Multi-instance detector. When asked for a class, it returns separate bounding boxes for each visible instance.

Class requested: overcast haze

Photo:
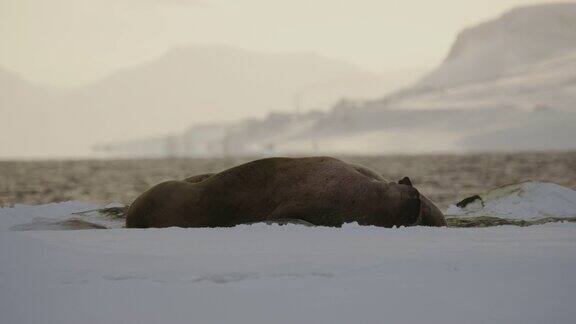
[0,0,561,87]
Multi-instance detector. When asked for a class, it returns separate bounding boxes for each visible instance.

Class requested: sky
[0,0,563,87]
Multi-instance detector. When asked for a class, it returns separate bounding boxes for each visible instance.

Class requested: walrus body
[126,157,446,228]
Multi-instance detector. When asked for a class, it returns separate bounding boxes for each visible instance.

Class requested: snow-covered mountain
[100,3,576,157]
[416,2,576,89]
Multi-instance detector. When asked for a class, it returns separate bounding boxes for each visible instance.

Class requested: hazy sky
[0,0,564,87]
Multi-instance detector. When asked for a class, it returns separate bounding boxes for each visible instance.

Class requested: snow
[0,223,574,324]
[1,181,576,324]
[0,224,574,324]
[446,181,576,219]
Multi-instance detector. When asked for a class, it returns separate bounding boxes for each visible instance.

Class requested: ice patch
[446,180,576,219]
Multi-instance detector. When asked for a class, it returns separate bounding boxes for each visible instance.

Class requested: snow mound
[0,201,125,231]
[446,181,576,219]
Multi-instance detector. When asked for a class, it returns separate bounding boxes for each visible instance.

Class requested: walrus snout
[396,176,446,227]
[417,194,447,227]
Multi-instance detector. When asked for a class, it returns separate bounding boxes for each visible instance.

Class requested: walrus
[126,156,446,228]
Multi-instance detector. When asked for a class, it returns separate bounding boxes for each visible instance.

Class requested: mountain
[270,3,576,154]
[9,3,576,158]
[118,3,576,157]
[416,2,576,89]
[67,44,391,141]
[1,44,419,158]
[100,3,576,157]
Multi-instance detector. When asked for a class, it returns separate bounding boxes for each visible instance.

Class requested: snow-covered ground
[0,223,574,324]
[1,181,576,324]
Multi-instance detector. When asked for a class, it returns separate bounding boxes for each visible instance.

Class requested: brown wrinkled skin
[126,157,446,228]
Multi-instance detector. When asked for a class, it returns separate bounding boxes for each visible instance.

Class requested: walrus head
[394,184,422,226]
[373,180,421,227]
[397,177,447,227]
